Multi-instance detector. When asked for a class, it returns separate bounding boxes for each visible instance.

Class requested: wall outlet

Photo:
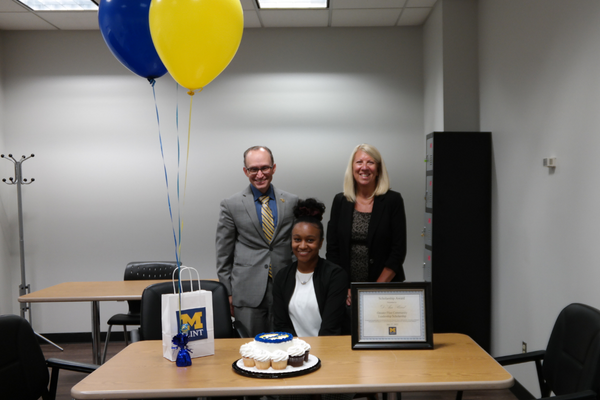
[522,341,527,353]
[543,157,557,168]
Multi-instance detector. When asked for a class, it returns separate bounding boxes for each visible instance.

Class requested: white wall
[441,0,479,131]
[423,1,444,134]
[0,27,425,333]
[479,0,600,395]
[0,31,13,316]
[424,0,479,133]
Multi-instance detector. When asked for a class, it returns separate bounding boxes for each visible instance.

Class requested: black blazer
[326,190,407,284]
[272,258,349,336]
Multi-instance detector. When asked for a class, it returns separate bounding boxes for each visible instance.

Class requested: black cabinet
[423,131,492,351]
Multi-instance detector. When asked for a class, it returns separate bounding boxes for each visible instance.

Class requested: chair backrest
[139,280,236,341]
[124,261,179,314]
[124,261,179,281]
[0,314,50,400]
[543,303,600,396]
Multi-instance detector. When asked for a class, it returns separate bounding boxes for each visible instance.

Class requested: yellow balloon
[149,0,244,92]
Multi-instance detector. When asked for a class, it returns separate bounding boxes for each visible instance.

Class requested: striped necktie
[259,195,274,279]
[259,195,274,242]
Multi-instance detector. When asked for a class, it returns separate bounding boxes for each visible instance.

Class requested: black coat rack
[1,154,61,350]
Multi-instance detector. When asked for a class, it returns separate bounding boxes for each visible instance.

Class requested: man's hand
[229,295,235,317]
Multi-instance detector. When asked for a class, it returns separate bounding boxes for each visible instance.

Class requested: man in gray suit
[216,146,298,336]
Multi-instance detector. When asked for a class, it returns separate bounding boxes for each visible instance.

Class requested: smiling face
[292,222,323,269]
[243,149,276,194]
[352,149,379,190]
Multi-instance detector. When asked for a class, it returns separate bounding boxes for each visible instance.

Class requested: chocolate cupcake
[293,338,311,361]
[287,345,305,367]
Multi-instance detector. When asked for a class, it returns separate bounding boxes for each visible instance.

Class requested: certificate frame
[351,282,433,350]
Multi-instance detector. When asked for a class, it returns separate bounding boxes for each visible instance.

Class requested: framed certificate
[351,282,433,350]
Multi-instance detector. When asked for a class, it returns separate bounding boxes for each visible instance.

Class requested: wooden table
[18,280,170,364]
[71,334,513,399]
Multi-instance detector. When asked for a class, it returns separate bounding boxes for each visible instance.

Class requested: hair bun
[294,198,325,221]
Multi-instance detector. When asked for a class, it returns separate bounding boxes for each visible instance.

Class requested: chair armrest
[495,350,546,366]
[47,358,99,399]
[496,350,548,397]
[47,358,99,374]
[541,390,597,400]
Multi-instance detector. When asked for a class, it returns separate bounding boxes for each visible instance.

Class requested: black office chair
[495,303,600,400]
[139,280,248,341]
[102,261,179,363]
[0,314,98,400]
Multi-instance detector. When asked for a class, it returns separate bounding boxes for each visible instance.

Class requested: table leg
[91,301,101,364]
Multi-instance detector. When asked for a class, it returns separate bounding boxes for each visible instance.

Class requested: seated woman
[273,198,349,336]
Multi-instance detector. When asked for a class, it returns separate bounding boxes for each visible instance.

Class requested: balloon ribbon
[149,78,181,273]
[150,79,185,341]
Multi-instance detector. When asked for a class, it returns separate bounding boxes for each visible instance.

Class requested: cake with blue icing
[254,332,294,352]
[238,333,312,369]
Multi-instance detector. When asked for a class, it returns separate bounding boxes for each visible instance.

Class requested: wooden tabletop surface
[18,280,171,302]
[71,334,513,399]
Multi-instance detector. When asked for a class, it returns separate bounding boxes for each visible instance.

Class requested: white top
[289,271,321,337]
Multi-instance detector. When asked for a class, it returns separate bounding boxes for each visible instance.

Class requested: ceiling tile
[0,0,29,12]
[398,7,431,26]
[240,0,256,11]
[406,0,437,7]
[260,9,328,28]
[35,11,98,30]
[243,10,262,28]
[330,0,406,9]
[332,9,401,27]
[0,12,57,29]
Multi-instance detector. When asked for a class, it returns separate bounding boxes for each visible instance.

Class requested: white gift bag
[161,266,215,361]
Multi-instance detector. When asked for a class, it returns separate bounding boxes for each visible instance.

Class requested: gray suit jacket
[215,185,298,308]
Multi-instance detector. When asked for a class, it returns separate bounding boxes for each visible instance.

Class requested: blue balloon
[98,0,167,80]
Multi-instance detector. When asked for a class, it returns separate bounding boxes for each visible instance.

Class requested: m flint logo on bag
[176,307,207,341]
[389,326,397,335]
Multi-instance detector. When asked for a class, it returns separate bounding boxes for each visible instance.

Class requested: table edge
[17,280,172,302]
[72,374,514,399]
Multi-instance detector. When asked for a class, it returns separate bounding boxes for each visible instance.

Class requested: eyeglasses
[246,166,273,175]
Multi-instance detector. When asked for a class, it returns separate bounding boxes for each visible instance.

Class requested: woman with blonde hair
[326,144,407,306]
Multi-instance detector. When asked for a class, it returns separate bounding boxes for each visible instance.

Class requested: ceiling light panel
[17,0,98,11]
[258,0,327,9]
[330,0,406,9]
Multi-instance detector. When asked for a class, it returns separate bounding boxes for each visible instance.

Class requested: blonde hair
[343,144,390,202]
